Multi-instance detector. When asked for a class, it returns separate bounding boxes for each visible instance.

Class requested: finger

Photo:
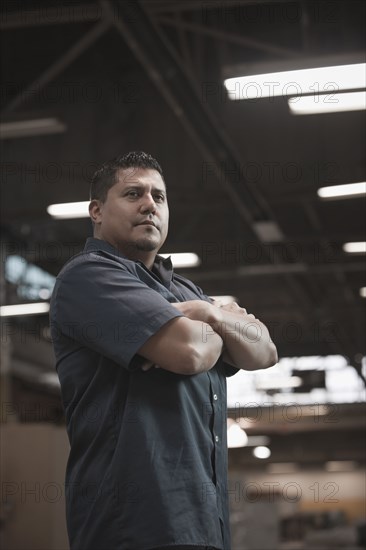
[141,361,154,371]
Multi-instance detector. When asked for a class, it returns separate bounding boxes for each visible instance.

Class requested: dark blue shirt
[50,237,238,550]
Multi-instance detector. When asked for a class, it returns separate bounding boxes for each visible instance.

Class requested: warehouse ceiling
[1,0,365,391]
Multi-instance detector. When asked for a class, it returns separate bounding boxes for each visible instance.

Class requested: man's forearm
[204,308,278,371]
[171,300,277,371]
[138,315,224,375]
[190,320,224,374]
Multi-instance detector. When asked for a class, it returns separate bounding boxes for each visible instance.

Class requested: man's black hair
[90,151,164,202]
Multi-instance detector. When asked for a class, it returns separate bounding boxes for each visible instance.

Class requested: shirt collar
[84,237,123,257]
[152,254,174,287]
[84,237,174,286]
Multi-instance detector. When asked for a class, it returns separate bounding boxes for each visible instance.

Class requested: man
[50,151,277,550]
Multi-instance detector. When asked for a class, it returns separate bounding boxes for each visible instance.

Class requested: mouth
[137,220,158,229]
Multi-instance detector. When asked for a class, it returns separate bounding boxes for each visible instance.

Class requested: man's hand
[172,299,278,371]
[172,298,256,326]
[214,299,255,319]
[141,359,160,371]
[171,300,222,325]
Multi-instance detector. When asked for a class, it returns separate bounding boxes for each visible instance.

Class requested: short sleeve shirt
[50,237,238,550]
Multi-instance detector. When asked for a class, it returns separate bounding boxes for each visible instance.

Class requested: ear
[89,199,103,224]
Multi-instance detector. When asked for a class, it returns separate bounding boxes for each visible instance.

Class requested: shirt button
[213,394,218,400]
[215,435,219,443]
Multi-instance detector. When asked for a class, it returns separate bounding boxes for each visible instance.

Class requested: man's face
[90,167,169,264]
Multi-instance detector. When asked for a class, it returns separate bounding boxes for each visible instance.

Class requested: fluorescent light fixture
[159,253,201,268]
[342,242,366,254]
[47,201,89,219]
[325,460,357,472]
[253,446,271,459]
[360,287,366,298]
[0,302,50,317]
[227,423,248,448]
[0,117,66,139]
[256,375,302,391]
[224,63,366,100]
[317,181,366,199]
[289,91,366,115]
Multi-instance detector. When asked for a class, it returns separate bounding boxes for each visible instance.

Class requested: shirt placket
[207,369,225,548]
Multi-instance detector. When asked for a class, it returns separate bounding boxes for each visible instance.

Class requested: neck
[94,235,156,269]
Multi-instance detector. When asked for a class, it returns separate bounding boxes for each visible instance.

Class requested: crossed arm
[138,299,277,375]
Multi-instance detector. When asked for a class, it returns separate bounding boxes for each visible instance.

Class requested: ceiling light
[0,302,50,317]
[38,289,52,300]
[159,253,201,268]
[289,91,366,115]
[224,63,366,100]
[47,201,90,219]
[360,287,366,298]
[253,446,271,459]
[0,117,66,139]
[255,375,302,391]
[342,242,366,254]
[317,182,366,199]
[227,423,248,448]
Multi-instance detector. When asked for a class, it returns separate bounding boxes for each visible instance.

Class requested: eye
[126,190,140,198]
[153,194,165,203]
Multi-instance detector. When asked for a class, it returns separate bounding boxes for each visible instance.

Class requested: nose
[140,193,156,214]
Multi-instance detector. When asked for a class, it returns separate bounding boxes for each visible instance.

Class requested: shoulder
[56,248,136,281]
[51,250,140,310]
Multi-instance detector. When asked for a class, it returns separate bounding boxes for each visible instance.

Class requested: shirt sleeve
[51,256,184,371]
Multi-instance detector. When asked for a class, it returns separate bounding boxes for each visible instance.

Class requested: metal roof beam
[0,1,296,29]
[2,20,110,114]
[157,16,299,58]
